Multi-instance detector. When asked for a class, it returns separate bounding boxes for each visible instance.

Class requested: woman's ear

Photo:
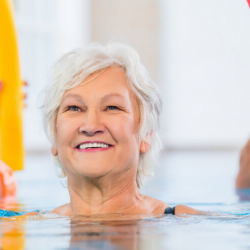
[140,130,153,154]
[51,145,58,156]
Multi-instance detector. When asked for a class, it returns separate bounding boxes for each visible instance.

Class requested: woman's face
[53,66,146,180]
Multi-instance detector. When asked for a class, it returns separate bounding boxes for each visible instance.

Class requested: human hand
[0,160,12,172]
[0,160,17,199]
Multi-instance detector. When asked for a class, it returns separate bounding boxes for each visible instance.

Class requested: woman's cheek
[109,116,136,143]
[56,116,77,145]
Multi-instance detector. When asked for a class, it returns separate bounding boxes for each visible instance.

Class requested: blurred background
[13,0,250,153]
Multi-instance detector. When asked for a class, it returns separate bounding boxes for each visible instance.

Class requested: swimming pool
[1,150,249,250]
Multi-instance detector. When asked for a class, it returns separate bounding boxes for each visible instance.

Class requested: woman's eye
[107,106,119,111]
[67,105,81,111]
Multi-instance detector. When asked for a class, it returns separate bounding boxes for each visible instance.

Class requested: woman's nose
[79,110,104,136]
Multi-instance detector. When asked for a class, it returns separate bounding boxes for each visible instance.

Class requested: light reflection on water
[1,151,250,249]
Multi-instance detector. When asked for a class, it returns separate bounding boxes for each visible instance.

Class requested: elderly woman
[1,42,199,217]
[41,42,199,216]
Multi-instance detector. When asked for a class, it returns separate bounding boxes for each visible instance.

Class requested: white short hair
[42,42,163,188]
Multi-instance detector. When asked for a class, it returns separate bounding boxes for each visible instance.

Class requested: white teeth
[78,142,110,149]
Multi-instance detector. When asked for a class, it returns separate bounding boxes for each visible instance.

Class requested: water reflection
[0,202,26,249]
[1,211,250,249]
[236,189,250,201]
[69,214,171,249]
[0,213,171,250]
[0,218,25,250]
[70,216,139,249]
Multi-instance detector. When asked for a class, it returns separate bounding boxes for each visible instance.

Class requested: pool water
[1,151,250,250]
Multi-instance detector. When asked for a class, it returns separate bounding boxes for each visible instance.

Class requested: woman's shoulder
[143,196,201,215]
[49,203,71,215]
[142,195,169,214]
[173,204,201,215]
[163,205,201,215]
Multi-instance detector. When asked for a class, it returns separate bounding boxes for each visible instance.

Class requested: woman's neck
[66,172,143,215]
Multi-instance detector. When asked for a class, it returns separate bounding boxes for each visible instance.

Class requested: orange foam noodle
[0,0,24,171]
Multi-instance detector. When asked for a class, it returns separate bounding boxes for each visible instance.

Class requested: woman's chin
[73,166,113,179]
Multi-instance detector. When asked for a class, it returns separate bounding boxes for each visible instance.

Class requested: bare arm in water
[236,139,250,189]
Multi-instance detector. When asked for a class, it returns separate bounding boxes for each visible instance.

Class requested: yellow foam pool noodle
[0,0,24,171]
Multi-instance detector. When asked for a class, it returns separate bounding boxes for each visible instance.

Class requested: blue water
[1,151,250,250]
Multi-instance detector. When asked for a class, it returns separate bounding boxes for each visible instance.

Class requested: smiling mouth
[76,142,112,150]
